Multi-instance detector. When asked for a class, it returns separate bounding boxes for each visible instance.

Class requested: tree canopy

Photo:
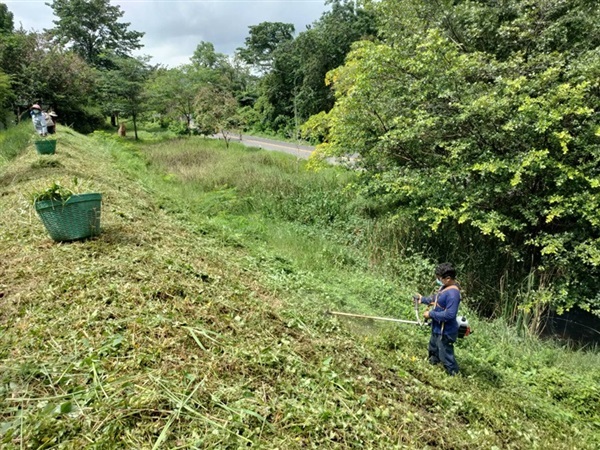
[47,0,144,67]
[98,55,151,139]
[242,0,377,136]
[0,28,98,128]
[0,2,13,34]
[237,21,295,73]
[191,41,227,70]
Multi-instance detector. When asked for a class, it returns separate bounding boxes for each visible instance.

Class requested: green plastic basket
[35,193,102,242]
[35,139,57,155]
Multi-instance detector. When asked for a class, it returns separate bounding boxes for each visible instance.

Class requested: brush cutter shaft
[329,311,421,325]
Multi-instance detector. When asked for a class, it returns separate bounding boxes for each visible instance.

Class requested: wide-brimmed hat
[31,104,41,110]
[49,111,58,117]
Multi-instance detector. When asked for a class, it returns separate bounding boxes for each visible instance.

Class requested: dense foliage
[0,0,370,139]
[319,0,600,320]
[237,21,295,73]
[0,0,142,132]
[145,42,251,135]
[239,0,377,136]
[0,69,11,127]
[97,55,151,138]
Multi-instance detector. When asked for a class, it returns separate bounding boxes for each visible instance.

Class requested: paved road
[221,133,316,159]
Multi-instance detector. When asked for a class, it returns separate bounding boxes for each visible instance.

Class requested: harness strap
[433,284,460,334]
[432,285,460,309]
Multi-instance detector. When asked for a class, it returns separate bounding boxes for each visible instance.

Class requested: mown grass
[1,127,598,449]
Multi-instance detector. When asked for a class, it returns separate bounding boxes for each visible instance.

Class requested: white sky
[4,0,330,67]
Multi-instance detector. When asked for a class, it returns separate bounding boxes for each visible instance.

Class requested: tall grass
[0,122,32,165]
[125,133,598,343]
[144,138,357,224]
[135,137,527,319]
[115,134,437,321]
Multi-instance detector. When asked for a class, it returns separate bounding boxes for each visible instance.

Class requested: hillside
[1,127,599,449]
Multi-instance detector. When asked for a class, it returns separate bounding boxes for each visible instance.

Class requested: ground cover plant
[1,128,598,448]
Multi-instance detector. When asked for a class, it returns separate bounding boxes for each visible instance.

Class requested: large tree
[194,84,240,146]
[190,41,250,102]
[145,65,208,134]
[0,29,36,117]
[98,56,150,139]
[269,0,376,131]
[191,41,228,70]
[0,28,98,128]
[146,42,252,135]
[36,41,98,127]
[47,0,144,67]
[246,0,376,136]
[237,21,295,73]
[0,69,12,127]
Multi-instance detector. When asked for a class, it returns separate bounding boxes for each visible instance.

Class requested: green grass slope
[1,128,598,449]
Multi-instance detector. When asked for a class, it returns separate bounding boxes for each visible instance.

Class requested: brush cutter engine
[457,316,471,338]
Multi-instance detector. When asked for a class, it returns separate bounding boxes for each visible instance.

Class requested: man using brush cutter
[415,263,461,376]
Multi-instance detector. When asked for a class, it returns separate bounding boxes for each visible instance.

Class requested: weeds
[28,177,95,203]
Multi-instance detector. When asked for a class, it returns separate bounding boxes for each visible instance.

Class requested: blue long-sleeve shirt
[421,285,461,337]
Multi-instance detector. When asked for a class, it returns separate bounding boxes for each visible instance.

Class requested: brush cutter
[327,310,423,325]
[328,296,472,338]
[328,296,424,326]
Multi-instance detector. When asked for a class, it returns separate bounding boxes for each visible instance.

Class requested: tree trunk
[133,111,139,141]
[221,129,230,148]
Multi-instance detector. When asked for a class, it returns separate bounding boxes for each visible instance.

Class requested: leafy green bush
[322,0,600,322]
[167,120,190,136]
[61,105,106,134]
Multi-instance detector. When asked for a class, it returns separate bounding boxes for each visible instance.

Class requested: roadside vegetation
[1,128,598,448]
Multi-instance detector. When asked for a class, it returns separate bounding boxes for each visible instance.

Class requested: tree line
[0,0,372,139]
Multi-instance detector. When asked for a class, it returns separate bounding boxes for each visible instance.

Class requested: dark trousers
[428,333,459,375]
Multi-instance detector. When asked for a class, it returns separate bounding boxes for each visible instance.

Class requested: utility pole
[293,73,301,150]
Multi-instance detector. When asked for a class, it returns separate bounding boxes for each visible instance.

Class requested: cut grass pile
[1,127,598,449]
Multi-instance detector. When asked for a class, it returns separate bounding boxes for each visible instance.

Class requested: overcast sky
[4,0,330,67]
